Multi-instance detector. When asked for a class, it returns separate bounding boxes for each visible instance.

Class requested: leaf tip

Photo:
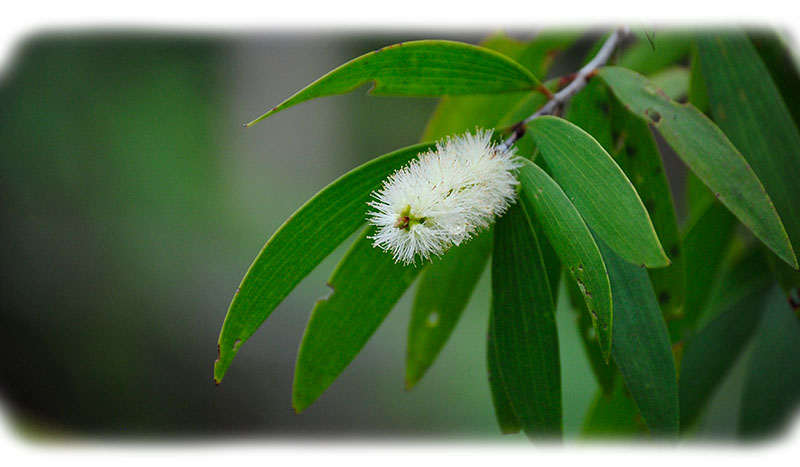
[647,251,672,269]
[244,106,280,127]
[787,249,799,270]
[404,373,420,391]
[291,393,311,414]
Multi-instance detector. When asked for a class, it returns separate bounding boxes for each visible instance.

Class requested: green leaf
[405,32,575,389]
[522,193,562,304]
[247,40,541,125]
[484,31,582,79]
[487,307,522,434]
[750,31,800,129]
[527,116,669,268]
[405,230,492,389]
[739,285,800,438]
[565,79,614,152]
[598,66,797,269]
[670,200,736,342]
[421,32,577,141]
[492,203,561,437]
[679,287,771,431]
[598,237,679,436]
[688,49,709,114]
[292,226,421,412]
[583,376,647,437]
[608,96,687,325]
[703,244,773,327]
[567,276,615,395]
[619,31,693,75]
[517,159,613,361]
[648,66,689,101]
[696,31,800,274]
[683,170,715,226]
[214,142,433,384]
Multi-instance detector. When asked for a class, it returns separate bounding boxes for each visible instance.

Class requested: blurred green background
[0,29,757,440]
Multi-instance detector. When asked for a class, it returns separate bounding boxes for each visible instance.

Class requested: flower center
[394,205,426,231]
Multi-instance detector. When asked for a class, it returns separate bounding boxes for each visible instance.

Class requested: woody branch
[498,26,630,151]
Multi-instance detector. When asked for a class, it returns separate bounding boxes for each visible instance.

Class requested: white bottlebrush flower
[367,129,522,265]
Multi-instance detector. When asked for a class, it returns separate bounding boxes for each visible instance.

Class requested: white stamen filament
[367,129,521,265]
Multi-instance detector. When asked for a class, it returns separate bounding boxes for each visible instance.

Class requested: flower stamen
[366,129,521,265]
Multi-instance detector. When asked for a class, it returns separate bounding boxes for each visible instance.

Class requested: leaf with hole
[598,65,797,269]
[214,142,433,384]
[292,227,422,412]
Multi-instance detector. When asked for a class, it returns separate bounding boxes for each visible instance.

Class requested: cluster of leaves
[214,29,800,439]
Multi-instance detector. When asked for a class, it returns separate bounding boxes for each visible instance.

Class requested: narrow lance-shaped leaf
[215,142,433,383]
[521,194,562,305]
[565,79,614,152]
[421,31,578,141]
[609,95,687,327]
[517,159,613,361]
[520,155,563,301]
[598,66,797,269]
[618,31,693,76]
[405,230,492,389]
[648,66,690,101]
[688,49,709,114]
[679,287,772,431]
[247,40,541,125]
[566,276,615,395]
[527,116,669,268]
[292,226,422,412]
[684,168,715,224]
[583,376,647,437]
[406,32,574,390]
[598,236,679,437]
[702,244,773,325]
[487,306,522,434]
[492,203,561,437]
[739,285,800,439]
[671,199,736,342]
[696,31,800,281]
[749,31,800,136]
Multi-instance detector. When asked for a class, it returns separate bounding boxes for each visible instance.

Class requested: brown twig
[498,27,629,151]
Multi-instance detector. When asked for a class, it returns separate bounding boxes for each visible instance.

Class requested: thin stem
[498,26,629,151]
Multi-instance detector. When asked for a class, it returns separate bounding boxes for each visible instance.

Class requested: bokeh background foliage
[1,28,798,440]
